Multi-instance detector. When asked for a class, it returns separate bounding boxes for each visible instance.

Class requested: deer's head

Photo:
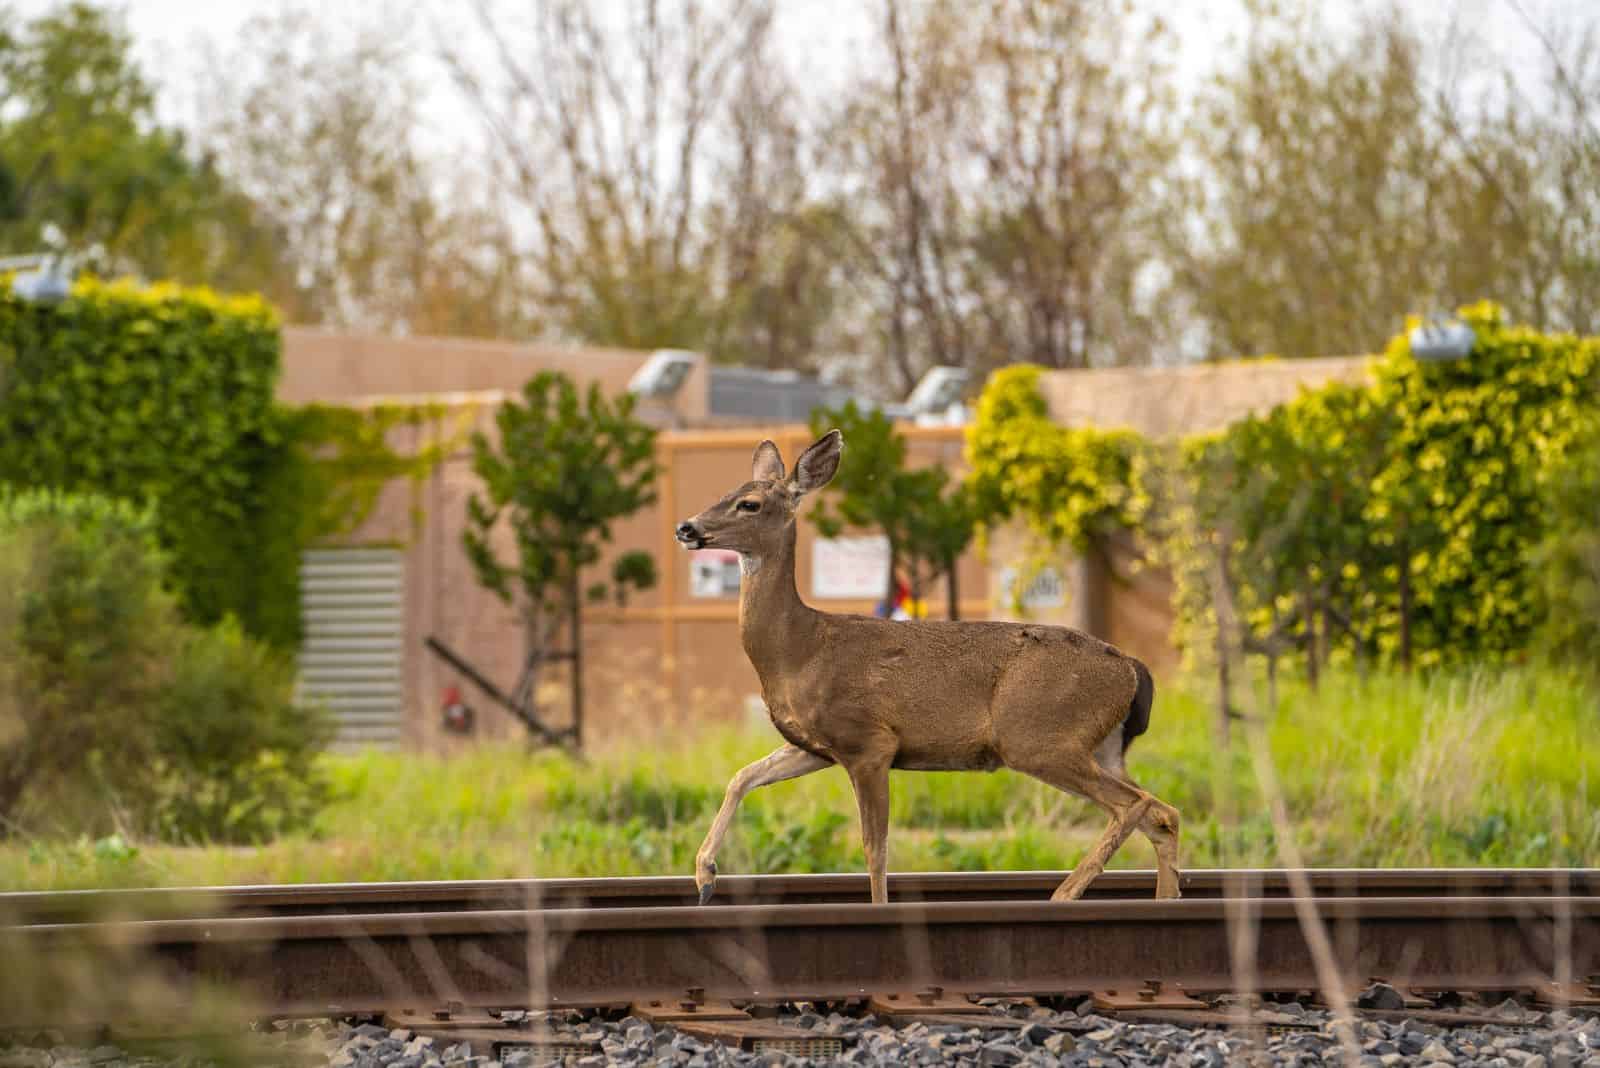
[676,430,843,559]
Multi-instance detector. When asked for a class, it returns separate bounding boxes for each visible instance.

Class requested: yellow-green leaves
[966,365,1149,552]
[966,309,1600,669]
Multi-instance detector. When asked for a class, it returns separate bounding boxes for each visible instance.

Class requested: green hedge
[966,303,1600,669]
[0,277,294,642]
[0,277,442,649]
[1366,302,1599,662]
[965,364,1149,551]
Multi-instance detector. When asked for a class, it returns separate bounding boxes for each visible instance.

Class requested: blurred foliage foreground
[4,662,1595,891]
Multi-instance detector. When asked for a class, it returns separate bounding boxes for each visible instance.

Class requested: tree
[820,0,1175,391]
[1158,0,1600,360]
[188,7,534,337]
[807,402,976,618]
[440,0,838,364]
[0,2,281,288]
[462,372,659,747]
[903,470,979,621]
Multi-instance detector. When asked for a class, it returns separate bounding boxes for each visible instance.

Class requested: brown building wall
[288,330,1380,749]
[1038,354,1374,437]
[335,405,988,750]
[280,327,712,426]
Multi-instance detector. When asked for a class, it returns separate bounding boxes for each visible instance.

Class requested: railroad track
[5,867,1597,923]
[5,869,1599,1056]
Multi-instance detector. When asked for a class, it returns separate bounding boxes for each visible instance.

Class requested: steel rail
[4,868,1595,924]
[10,896,1598,1016]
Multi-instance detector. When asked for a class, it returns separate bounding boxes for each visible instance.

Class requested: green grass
[3,663,1596,890]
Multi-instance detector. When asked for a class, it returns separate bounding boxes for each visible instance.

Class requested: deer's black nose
[676,521,701,545]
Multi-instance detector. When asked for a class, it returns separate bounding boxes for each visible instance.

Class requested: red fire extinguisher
[442,685,474,734]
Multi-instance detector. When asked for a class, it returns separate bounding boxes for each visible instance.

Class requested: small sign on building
[812,535,891,599]
[997,565,1066,610]
[689,549,742,598]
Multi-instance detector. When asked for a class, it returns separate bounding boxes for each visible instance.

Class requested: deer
[674,429,1182,906]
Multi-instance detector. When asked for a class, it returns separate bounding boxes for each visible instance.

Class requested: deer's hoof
[696,861,717,905]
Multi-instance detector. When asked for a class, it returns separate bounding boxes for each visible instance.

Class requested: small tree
[807,402,976,618]
[463,372,658,747]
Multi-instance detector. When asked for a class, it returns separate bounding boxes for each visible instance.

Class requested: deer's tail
[1121,660,1154,754]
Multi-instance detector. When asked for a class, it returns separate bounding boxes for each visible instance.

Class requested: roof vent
[628,350,702,399]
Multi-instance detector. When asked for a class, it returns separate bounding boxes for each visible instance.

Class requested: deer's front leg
[697,744,831,905]
[845,755,893,904]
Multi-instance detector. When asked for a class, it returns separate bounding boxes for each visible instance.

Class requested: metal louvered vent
[298,547,405,749]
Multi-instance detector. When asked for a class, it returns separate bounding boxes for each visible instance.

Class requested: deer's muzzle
[676,521,707,549]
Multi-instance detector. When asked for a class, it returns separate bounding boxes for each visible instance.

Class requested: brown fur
[676,431,1182,904]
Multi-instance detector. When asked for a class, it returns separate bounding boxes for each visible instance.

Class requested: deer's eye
[736,500,761,514]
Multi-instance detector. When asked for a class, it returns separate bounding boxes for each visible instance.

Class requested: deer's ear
[752,440,786,482]
[791,429,843,495]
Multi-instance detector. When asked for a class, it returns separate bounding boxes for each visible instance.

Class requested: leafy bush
[0,276,445,650]
[1366,302,1600,662]
[0,277,288,642]
[0,490,330,842]
[151,619,333,843]
[966,364,1149,553]
[463,371,658,744]
[1533,419,1600,665]
[0,491,175,825]
[966,306,1600,670]
[807,400,977,616]
[744,806,852,874]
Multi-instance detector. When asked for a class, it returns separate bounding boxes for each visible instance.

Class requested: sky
[10,0,1587,151]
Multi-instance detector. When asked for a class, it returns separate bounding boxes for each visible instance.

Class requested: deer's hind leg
[1100,739,1183,900]
[697,744,832,905]
[1030,759,1155,901]
[1139,797,1182,899]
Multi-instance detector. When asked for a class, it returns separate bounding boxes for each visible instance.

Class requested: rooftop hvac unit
[1408,317,1475,363]
[3,252,74,304]
[903,365,970,414]
[628,349,701,398]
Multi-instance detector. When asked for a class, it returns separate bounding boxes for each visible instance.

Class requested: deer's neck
[738,523,818,674]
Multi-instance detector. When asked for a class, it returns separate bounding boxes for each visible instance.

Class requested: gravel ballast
[4,1001,1599,1067]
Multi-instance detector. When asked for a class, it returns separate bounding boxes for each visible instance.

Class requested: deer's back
[757,614,1142,771]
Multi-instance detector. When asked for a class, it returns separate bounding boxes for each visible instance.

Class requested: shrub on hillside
[0,490,330,842]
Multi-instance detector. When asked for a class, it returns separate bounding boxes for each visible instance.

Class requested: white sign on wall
[811,535,892,599]
[689,549,742,598]
[997,565,1066,609]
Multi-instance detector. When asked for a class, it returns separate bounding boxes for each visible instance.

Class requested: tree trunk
[517,609,543,724]
[883,541,900,616]
[1215,619,1233,748]
[1265,602,1279,713]
[1317,577,1332,671]
[945,555,960,620]
[1397,536,1413,672]
[1211,535,1237,747]
[1302,583,1320,691]
[568,574,584,749]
